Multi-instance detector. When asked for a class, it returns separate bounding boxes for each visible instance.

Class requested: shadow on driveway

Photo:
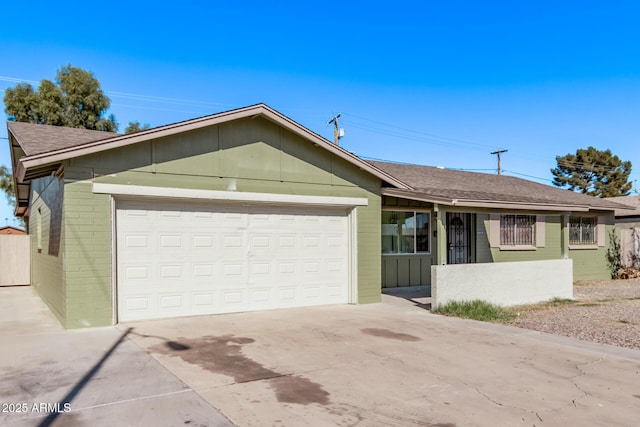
[382,285,432,310]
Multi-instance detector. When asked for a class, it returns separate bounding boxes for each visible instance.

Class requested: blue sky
[1,1,639,226]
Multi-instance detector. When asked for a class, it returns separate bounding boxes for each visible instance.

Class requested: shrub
[605,229,622,278]
[433,300,516,323]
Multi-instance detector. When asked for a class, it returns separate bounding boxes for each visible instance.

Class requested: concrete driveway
[122,289,640,427]
[0,286,232,427]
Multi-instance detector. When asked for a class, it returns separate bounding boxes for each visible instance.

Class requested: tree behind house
[551,146,632,197]
[2,65,119,225]
[3,64,117,131]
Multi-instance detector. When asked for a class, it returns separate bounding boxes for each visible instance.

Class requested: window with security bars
[500,215,535,246]
[569,217,596,245]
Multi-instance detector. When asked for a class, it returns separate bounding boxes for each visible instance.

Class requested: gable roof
[8,121,116,157]
[370,160,630,212]
[7,103,630,216]
[0,226,26,235]
[9,104,408,189]
[609,195,640,217]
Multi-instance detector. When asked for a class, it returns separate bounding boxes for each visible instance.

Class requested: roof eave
[381,188,596,212]
[450,199,590,212]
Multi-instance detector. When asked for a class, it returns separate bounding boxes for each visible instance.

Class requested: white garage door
[116,199,351,322]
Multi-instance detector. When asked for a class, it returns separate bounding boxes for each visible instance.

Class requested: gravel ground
[509,279,640,350]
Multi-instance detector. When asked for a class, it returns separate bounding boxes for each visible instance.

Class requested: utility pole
[328,113,342,145]
[491,149,508,175]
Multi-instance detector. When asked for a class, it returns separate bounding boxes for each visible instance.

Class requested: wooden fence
[0,235,30,286]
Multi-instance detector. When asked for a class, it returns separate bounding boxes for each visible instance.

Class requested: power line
[4,74,627,180]
[342,111,497,150]
[503,170,554,183]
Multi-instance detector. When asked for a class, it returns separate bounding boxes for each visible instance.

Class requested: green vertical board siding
[381,255,433,287]
[380,196,435,287]
[58,117,383,327]
[29,176,65,324]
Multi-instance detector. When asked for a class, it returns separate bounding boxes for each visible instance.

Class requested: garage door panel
[117,200,350,322]
[192,234,216,249]
[192,263,215,279]
[125,295,151,313]
[192,292,216,308]
[159,293,185,310]
[159,264,183,279]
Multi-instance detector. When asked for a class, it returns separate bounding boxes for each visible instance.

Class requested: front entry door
[447,213,472,264]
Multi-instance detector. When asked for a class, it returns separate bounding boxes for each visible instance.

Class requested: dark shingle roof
[369,160,628,211]
[8,121,116,156]
[609,195,640,217]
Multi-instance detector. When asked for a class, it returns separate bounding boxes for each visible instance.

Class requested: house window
[382,211,430,254]
[500,214,535,246]
[569,216,596,245]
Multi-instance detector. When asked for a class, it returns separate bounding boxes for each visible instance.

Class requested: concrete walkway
[123,289,640,427]
[0,286,232,426]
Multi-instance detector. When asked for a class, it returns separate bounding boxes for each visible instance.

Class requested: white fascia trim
[92,183,369,207]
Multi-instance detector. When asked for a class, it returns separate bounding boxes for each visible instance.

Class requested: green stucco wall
[381,202,615,288]
[56,117,382,326]
[478,211,614,281]
[483,214,563,262]
[570,222,615,281]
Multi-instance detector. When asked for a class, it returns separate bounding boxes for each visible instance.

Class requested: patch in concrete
[150,334,331,405]
[361,328,421,342]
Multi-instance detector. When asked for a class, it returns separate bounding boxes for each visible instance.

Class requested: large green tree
[124,121,150,134]
[551,146,632,197]
[3,64,118,131]
[2,65,118,226]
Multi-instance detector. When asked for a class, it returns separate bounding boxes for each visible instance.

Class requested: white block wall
[432,259,573,308]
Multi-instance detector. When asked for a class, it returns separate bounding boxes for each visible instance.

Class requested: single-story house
[7,104,629,328]
[611,195,640,268]
[368,161,627,288]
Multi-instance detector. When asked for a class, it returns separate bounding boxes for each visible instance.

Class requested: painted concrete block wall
[29,176,65,322]
[0,235,30,285]
[62,177,113,328]
[58,117,382,325]
[432,259,573,308]
[356,198,383,303]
